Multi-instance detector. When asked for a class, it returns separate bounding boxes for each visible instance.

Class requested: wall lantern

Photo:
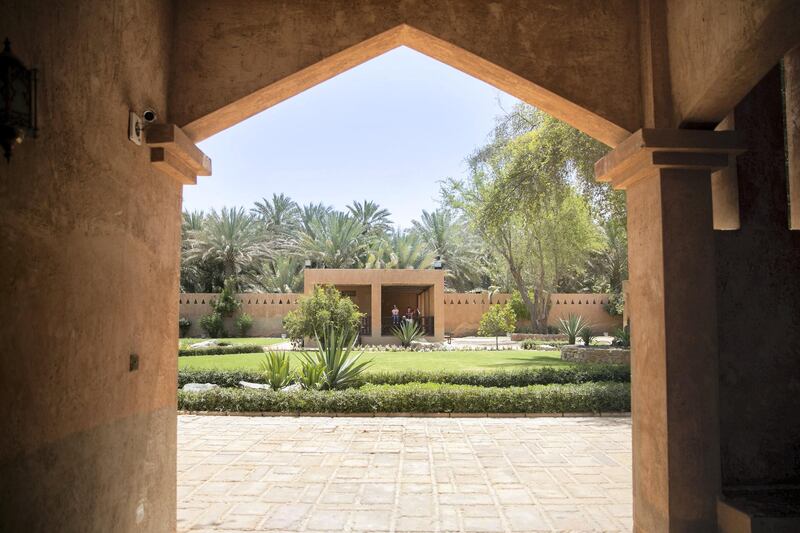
[0,38,37,162]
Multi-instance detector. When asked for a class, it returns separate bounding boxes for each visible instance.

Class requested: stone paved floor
[178,415,632,532]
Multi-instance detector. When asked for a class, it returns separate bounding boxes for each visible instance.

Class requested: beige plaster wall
[169,0,641,146]
[0,1,179,532]
[180,293,301,337]
[665,0,800,126]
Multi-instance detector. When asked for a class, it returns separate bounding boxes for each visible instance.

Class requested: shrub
[177,364,630,389]
[604,291,625,317]
[259,351,293,390]
[558,314,589,344]
[177,381,631,414]
[212,277,241,317]
[235,313,254,336]
[519,339,565,350]
[305,325,372,389]
[199,313,226,338]
[178,317,191,337]
[478,304,517,348]
[580,327,593,346]
[178,344,263,357]
[392,320,424,347]
[283,285,363,344]
[613,325,631,347]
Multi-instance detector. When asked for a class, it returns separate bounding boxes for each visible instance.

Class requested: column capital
[595,128,745,189]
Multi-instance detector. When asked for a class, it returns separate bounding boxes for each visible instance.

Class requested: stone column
[433,279,445,341]
[370,283,381,339]
[595,129,744,532]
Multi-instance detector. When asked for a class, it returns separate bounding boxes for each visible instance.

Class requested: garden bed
[178,365,630,389]
[561,345,631,365]
[178,381,630,415]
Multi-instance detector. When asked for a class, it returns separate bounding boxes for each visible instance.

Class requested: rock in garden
[182,383,219,392]
[280,383,303,392]
[189,339,219,349]
[239,381,270,390]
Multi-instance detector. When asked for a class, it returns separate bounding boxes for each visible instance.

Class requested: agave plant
[392,320,424,347]
[579,326,593,346]
[258,351,294,390]
[613,325,631,347]
[297,355,325,390]
[558,314,590,345]
[304,324,372,390]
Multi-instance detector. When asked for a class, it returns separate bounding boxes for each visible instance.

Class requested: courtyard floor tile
[178,415,631,532]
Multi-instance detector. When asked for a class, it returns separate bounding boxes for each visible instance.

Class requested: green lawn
[178,349,571,372]
[179,337,285,349]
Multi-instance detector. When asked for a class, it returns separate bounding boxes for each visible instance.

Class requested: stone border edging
[178,410,631,418]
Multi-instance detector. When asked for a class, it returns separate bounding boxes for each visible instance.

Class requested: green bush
[580,326,593,346]
[178,381,630,414]
[235,313,254,336]
[212,277,241,317]
[478,304,517,348]
[177,364,630,389]
[519,338,566,350]
[178,317,191,337]
[178,344,263,357]
[613,326,631,348]
[605,291,625,317]
[283,285,363,344]
[199,313,226,338]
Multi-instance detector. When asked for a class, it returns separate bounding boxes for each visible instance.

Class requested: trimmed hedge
[178,382,630,414]
[178,344,265,357]
[177,364,630,389]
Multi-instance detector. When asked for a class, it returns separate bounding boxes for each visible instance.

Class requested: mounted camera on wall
[128,108,158,146]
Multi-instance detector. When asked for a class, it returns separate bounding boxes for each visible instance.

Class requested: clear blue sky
[184,46,520,228]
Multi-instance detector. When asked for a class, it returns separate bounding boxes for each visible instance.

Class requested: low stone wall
[561,345,631,365]
[510,333,568,342]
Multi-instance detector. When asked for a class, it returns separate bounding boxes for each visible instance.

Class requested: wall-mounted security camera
[142,109,158,124]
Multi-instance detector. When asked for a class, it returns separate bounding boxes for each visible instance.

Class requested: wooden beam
[785,45,800,230]
[711,113,740,230]
[145,124,212,176]
[595,128,746,189]
[150,147,197,185]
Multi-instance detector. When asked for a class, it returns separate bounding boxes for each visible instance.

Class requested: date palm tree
[347,200,392,239]
[411,208,484,290]
[291,212,367,268]
[251,193,301,237]
[185,207,269,281]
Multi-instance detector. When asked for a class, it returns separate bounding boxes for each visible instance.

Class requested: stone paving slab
[178,415,632,532]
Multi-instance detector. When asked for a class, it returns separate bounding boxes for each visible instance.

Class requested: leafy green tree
[366,230,434,270]
[443,108,602,332]
[283,285,364,344]
[478,304,517,348]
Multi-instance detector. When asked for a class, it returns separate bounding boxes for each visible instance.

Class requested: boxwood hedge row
[177,364,630,389]
[178,344,265,357]
[178,382,630,414]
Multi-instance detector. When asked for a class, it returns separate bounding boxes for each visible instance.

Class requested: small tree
[212,277,241,317]
[478,304,517,349]
[283,285,363,347]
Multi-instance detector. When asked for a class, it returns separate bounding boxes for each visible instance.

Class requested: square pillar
[596,129,745,532]
[433,279,445,341]
[370,282,381,338]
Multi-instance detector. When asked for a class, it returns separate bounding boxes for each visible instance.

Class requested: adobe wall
[179,291,620,338]
[180,293,300,337]
[0,1,178,532]
[715,65,800,487]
